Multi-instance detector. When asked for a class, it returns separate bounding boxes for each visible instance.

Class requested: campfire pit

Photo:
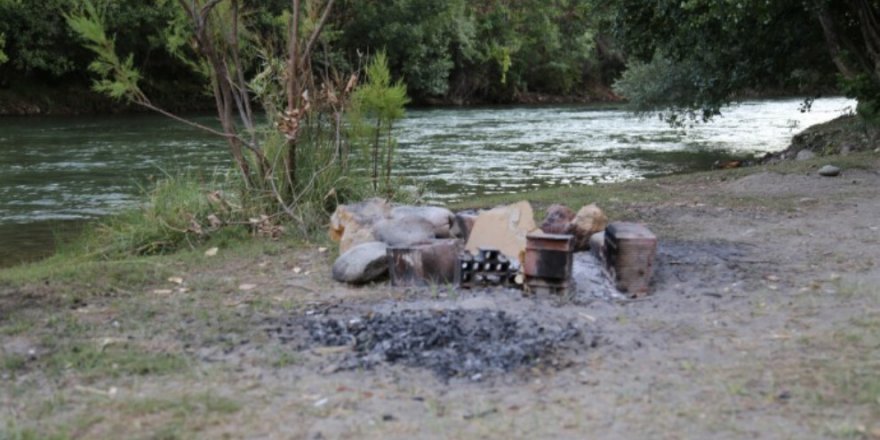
[297,309,588,380]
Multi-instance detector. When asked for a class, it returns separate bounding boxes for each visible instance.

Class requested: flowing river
[0,97,856,266]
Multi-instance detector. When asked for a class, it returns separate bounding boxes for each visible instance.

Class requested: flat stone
[391,206,454,238]
[795,149,816,161]
[332,242,390,284]
[466,201,538,260]
[818,165,841,177]
[373,215,436,247]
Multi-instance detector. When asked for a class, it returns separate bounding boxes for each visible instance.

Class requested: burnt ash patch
[653,240,758,291]
[300,309,585,380]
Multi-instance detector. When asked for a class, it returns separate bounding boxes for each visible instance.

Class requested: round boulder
[572,204,608,251]
[540,204,576,234]
[818,165,841,177]
[332,242,390,284]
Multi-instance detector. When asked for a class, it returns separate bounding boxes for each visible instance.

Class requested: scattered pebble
[818,165,841,177]
[168,277,184,285]
[239,284,257,291]
[204,247,219,257]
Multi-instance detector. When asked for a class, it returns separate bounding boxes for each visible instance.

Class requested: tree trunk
[814,1,860,80]
[372,119,381,190]
[384,122,394,189]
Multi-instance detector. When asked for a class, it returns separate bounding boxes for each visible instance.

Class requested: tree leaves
[66,0,143,102]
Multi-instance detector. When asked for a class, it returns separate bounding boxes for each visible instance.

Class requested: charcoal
[302,309,584,380]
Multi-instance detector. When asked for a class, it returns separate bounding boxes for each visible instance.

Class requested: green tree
[450,0,601,102]
[350,51,410,192]
[336,0,467,98]
[68,0,369,234]
[607,0,879,124]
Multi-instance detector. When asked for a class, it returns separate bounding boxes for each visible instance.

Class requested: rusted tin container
[388,239,463,287]
[524,232,575,294]
[604,222,657,296]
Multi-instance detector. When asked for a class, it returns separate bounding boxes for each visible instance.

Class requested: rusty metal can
[524,232,575,294]
[604,222,657,296]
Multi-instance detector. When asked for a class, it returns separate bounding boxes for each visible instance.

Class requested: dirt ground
[1,155,879,439]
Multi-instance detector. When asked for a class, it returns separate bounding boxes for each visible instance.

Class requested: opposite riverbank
[2,150,878,439]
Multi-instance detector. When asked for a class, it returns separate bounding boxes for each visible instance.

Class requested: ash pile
[304,309,587,380]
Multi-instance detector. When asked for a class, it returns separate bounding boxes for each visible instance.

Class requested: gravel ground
[2,157,879,439]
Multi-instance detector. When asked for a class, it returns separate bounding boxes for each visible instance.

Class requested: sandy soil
[2,159,879,439]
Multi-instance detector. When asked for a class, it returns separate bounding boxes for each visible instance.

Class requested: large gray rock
[391,206,454,238]
[332,242,390,284]
[373,215,436,247]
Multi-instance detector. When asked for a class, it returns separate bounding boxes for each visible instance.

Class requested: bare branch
[200,0,225,26]
[302,0,336,63]
[287,0,301,111]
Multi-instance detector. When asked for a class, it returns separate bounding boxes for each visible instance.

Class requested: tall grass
[63,131,384,260]
[69,172,247,258]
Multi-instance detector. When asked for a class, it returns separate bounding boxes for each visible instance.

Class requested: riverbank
[2,151,878,439]
[765,114,880,161]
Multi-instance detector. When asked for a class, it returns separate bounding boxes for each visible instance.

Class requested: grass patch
[453,152,879,212]
[0,424,72,440]
[70,173,251,258]
[2,355,27,374]
[121,392,242,417]
[43,343,188,380]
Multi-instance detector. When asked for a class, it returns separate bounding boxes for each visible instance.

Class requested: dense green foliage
[1,0,614,106]
[6,0,880,117]
[608,0,880,124]
[335,0,609,102]
[0,0,186,85]
[349,51,410,192]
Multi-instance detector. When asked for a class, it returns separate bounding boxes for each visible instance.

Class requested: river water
[0,97,855,266]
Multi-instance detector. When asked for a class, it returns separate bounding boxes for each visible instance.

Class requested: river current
[0,97,856,266]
